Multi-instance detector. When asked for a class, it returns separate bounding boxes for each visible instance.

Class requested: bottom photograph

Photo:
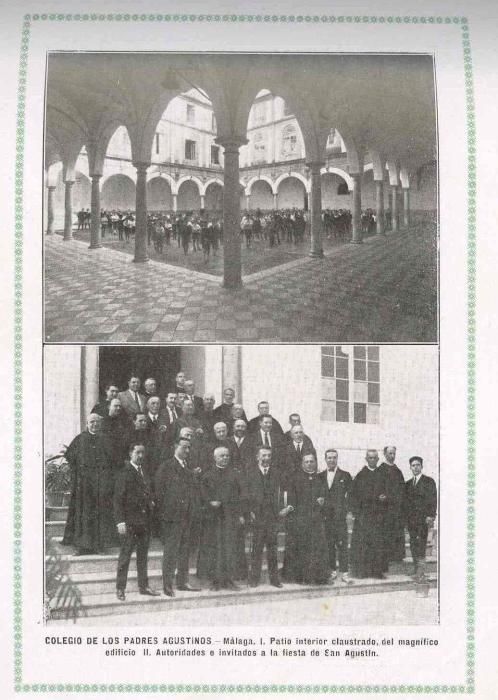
[44,343,439,626]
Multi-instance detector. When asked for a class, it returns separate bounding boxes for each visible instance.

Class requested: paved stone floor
[44,221,437,343]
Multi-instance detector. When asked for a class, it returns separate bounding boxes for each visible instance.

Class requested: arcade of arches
[45,53,437,289]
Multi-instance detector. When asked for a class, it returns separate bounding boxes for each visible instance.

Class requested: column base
[309,249,324,259]
[88,243,102,250]
[222,277,243,290]
[133,254,149,263]
[63,236,73,242]
[351,238,363,244]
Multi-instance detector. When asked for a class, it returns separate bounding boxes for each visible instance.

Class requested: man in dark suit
[319,449,353,584]
[143,377,160,404]
[281,424,316,487]
[380,445,406,563]
[184,380,204,418]
[163,392,181,428]
[404,456,437,581]
[200,393,217,439]
[228,419,254,476]
[92,384,120,417]
[174,399,202,439]
[173,371,186,395]
[114,442,160,600]
[118,376,147,418]
[283,413,302,439]
[213,387,247,424]
[246,447,283,588]
[248,415,285,475]
[247,401,284,435]
[154,438,200,596]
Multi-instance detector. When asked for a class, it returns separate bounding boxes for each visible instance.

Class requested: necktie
[413,476,417,487]
[263,468,268,476]
[297,443,301,454]
[264,432,270,448]
[138,466,145,481]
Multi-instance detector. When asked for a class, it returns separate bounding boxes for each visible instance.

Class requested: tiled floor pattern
[44,222,437,343]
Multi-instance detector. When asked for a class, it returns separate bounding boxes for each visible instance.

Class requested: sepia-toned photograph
[44,52,437,344]
[44,344,439,626]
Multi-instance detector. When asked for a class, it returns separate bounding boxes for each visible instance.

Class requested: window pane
[321,378,336,400]
[368,346,379,361]
[368,362,379,382]
[322,346,335,356]
[368,382,380,404]
[336,346,349,359]
[336,401,349,422]
[336,379,348,401]
[354,360,366,380]
[321,355,335,377]
[336,357,349,378]
[353,346,366,359]
[353,381,368,403]
[366,404,380,424]
[354,403,367,423]
[321,401,336,422]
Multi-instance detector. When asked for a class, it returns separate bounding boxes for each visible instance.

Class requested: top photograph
[43,52,437,344]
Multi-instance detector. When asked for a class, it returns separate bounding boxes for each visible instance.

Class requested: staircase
[45,505,437,621]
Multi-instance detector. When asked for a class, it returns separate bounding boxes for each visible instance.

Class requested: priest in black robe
[62,414,117,554]
[379,445,407,563]
[281,452,329,585]
[349,449,390,579]
[197,446,246,590]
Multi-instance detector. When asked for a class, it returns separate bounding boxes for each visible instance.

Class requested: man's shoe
[163,586,175,597]
[116,590,126,601]
[177,585,201,592]
[270,580,283,588]
[225,580,241,591]
[139,587,160,596]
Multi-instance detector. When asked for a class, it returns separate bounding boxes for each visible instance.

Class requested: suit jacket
[404,474,437,525]
[154,457,197,522]
[213,403,248,425]
[118,389,147,417]
[174,415,202,440]
[185,394,204,417]
[248,430,285,473]
[91,400,110,418]
[247,414,284,436]
[319,467,352,527]
[245,465,281,521]
[113,461,154,529]
[227,435,255,475]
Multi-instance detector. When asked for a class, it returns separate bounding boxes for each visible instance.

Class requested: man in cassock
[404,456,437,581]
[379,445,406,563]
[280,453,329,585]
[101,398,132,475]
[91,384,119,417]
[62,414,117,554]
[349,449,390,579]
[198,446,246,591]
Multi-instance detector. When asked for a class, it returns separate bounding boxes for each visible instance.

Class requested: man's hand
[316,497,325,506]
[193,467,202,475]
[279,505,294,517]
[426,516,435,526]
[117,522,126,536]
[159,425,168,433]
[210,500,221,508]
[378,493,387,501]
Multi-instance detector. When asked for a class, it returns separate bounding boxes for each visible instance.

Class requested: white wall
[44,346,82,456]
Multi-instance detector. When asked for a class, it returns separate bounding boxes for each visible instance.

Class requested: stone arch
[246,175,276,195]
[276,176,307,209]
[176,175,203,197]
[177,178,201,211]
[274,171,310,194]
[320,167,354,191]
[147,176,173,211]
[321,171,352,209]
[249,180,274,210]
[101,174,136,210]
[201,178,224,196]
[205,181,223,211]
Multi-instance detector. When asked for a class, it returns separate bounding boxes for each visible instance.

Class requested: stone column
[351,173,362,244]
[173,193,178,212]
[200,194,205,209]
[391,185,399,232]
[308,162,324,257]
[403,188,410,228]
[80,345,100,430]
[246,193,251,211]
[63,180,74,241]
[217,137,246,289]
[375,180,385,234]
[222,346,242,404]
[46,185,56,236]
[89,174,102,249]
[273,192,278,210]
[133,162,149,263]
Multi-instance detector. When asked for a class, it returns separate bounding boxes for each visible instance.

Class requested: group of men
[60,371,437,602]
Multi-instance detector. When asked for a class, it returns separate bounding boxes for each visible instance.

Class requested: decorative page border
[13,13,475,694]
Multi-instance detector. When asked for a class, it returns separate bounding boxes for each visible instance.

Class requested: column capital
[47,184,56,191]
[89,172,102,180]
[133,161,151,174]
[215,135,248,152]
[63,179,75,186]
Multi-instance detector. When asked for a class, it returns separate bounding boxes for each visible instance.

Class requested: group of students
[60,372,437,601]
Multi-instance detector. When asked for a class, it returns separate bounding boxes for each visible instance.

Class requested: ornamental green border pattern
[14,13,475,695]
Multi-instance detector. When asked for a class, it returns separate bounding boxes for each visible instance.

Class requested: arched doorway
[101,174,136,210]
[177,180,201,211]
[277,176,306,209]
[321,172,351,209]
[147,177,173,211]
[205,182,223,211]
[250,180,273,210]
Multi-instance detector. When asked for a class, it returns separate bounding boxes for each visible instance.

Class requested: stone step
[47,573,437,621]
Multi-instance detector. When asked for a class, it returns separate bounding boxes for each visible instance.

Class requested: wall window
[211,145,220,165]
[282,100,292,117]
[186,104,195,124]
[155,133,160,155]
[185,139,196,161]
[253,132,267,164]
[321,346,380,424]
[337,182,349,195]
[211,114,217,133]
[253,101,266,125]
[281,124,298,159]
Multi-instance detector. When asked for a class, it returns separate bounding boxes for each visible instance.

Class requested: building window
[337,182,349,195]
[281,124,298,159]
[211,145,220,165]
[253,101,266,125]
[321,346,380,424]
[185,139,196,161]
[282,100,292,117]
[211,114,217,133]
[155,133,160,155]
[253,132,267,164]
[186,104,195,124]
